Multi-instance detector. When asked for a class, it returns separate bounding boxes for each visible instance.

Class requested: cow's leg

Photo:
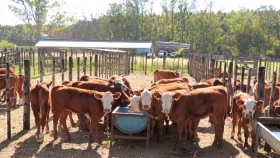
[77,114,88,131]
[93,117,102,145]
[191,119,200,143]
[237,118,242,141]
[157,114,165,143]
[149,119,156,140]
[32,105,41,142]
[60,111,71,140]
[164,115,169,134]
[212,116,225,148]
[45,105,50,134]
[88,117,95,143]
[231,112,237,139]
[52,113,60,140]
[37,104,48,142]
[243,124,249,151]
[182,120,188,137]
[251,130,256,152]
[68,112,75,127]
[175,121,184,149]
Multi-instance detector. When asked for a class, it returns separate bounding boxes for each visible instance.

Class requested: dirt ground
[0,72,280,158]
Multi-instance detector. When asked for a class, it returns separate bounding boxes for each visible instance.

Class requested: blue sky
[0,0,280,26]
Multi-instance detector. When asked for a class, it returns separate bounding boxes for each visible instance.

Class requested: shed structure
[35,39,152,77]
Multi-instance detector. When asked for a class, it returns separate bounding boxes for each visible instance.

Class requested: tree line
[1,0,280,57]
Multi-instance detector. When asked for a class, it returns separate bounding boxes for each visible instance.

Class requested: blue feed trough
[112,106,148,134]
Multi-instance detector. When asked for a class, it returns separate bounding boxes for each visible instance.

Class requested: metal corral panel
[253,117,280,155]
[35,39,152,49]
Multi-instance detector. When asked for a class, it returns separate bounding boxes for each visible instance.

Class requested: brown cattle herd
[1,66,280,154]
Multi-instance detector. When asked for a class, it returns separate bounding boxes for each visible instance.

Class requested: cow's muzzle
[162,109,169,114]
[143,105,149,110]
[104,109,111,113]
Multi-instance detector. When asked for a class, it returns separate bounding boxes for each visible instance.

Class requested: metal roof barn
[35,39,152,49]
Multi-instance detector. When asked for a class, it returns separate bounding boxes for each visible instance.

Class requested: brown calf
[231,91,263,151]
[50,86,121,143]
[30,81,52,142]
[153,69,180,83]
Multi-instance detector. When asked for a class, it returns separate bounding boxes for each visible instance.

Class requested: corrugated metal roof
[155,41,190,49]
[35,39,152,49]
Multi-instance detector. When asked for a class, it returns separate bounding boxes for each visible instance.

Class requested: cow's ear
[134,91,141,96]
[113,92,121,100]
[47,81,52,88]
[274,101,279,106]
[94,93,103,100]
[256,100,264,107]
[37,80,39,84]
[153,91,161,100]
[122,77,127,83]
[108,79,114,84]
[173,93,181,101]
[236,99,244,105]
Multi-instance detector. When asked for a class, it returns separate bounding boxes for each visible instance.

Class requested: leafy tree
[8,0,73,44]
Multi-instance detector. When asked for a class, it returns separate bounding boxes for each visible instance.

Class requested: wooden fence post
[40,61,43,82]
[90,56,92,76]
[6,63,11,138]
[61,59,64,82]
[240,66,245,92]
[257,67,266,105]
[145,53,148,75]
[69,57,73,81]
[246,68,252,94]
[227,62,233,114]
[23,60,30,130]
[77,57,80,81]
[163,52,166,70]
[94,55,98,77]
[268,71,277,116]
[83,57,87,76]
[233,65,238,93]
[52,59,55,86]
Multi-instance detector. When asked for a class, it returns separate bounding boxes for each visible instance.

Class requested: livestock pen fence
[187,53,280,116]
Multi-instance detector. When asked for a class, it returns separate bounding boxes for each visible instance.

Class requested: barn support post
[278,59,280,82]
[227,62,233,114]
[6,63,11,139]
[52,59,55,86]
[77,57,80,81]
[94,55,98,77]
[240,66,245,92]
[127,52,131,74]
[23,60,30,130]
[61,59,64,82]
[246,68,252,94]
[83,57,87,76]
[268,72,277,116]
[40,61,43,82]
[118,53,121,76]
[90,56,92,76]
[69,57,73,81]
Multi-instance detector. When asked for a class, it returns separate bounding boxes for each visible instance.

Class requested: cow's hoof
[244,147,248,152]
[45,129,49,134]
[37,137,44,143]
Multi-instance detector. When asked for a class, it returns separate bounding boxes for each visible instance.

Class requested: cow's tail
[217,88,228,120]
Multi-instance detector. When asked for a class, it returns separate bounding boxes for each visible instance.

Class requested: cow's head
[113,79,128,91]
[95,91,121,113]
[236,98,263,120]
[134,90,152,110]
[127,95,141,112]
[153,91,181,114]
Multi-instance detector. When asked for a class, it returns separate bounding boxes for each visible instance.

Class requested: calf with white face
[113,79,128,91]
[133,90,153,110]
[127,95,141,112]
[235,97,263,152]
[95,91,121,113]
